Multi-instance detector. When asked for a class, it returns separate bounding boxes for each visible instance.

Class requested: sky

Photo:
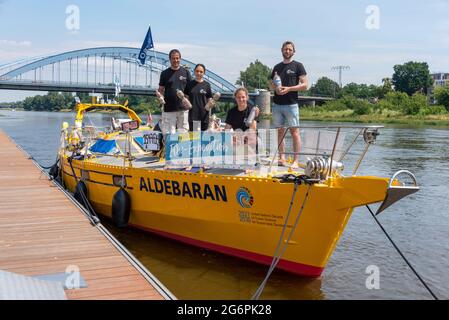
[0,0,448,102]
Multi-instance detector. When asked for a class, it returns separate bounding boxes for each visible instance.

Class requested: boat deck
[85,153,303,177]
[0,129,173,300]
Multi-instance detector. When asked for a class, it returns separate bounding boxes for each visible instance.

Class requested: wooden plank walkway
[0,130,172,300]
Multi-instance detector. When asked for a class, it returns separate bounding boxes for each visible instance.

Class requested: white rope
[251,181,313,300]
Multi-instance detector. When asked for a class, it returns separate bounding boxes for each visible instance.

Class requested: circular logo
[236,187,254,208]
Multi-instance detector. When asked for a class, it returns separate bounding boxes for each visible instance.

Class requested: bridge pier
[255,90,271,115]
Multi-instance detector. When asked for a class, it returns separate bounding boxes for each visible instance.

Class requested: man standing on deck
[158,49,192,134]
[271,41,309,168]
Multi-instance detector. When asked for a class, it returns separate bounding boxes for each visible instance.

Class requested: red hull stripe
[129,223,324,277]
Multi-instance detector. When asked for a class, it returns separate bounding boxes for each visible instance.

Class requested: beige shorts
[161,110,189,134]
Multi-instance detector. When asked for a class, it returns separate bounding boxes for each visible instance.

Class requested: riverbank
[299,109,449,126]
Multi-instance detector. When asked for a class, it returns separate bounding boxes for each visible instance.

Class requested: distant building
[432,73,449,87]
[430,73,449,104]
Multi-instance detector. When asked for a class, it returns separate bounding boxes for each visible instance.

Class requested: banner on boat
[164,130,279,168]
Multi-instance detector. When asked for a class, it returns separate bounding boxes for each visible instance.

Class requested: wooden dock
[0,130,174,300]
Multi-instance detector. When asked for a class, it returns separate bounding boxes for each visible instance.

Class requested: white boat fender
[112,188,131,228]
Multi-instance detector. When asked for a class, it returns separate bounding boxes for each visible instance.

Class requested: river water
[1,110,448,300]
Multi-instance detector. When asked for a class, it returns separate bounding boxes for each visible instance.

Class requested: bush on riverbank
[301,92,448,125]
[304,92,447,118]
[434,83,449,110]
[22,92,74,111]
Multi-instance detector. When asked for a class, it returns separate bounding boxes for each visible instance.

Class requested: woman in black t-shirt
[184,64,213,131]
[225,87,259,131]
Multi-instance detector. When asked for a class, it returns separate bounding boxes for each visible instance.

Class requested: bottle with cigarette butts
[205,92,221,111]
[176,89,192,110]
[244,105,258,127]
[155,91,166,106]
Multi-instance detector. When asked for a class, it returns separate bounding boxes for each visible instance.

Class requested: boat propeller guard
[376,170,420,215]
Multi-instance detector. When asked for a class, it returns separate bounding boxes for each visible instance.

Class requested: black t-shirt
[184,80,212,126]
[225,105,258,131]
[159,67,192,112]
[271,60,307,105]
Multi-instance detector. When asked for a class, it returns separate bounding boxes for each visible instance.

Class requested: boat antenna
[365,205,439,300]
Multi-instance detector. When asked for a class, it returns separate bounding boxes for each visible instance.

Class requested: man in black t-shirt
[271,41,309,168]
[158,49,192,134]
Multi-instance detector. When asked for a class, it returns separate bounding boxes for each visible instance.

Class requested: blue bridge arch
[0,47,237,93]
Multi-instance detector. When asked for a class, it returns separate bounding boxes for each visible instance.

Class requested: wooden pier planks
[0,130,168,300]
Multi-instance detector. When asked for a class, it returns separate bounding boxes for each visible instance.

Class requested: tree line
[3,60,449,114]
[236,60,449,113]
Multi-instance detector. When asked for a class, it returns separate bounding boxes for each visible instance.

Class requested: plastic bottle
[205,92,221,111]
[244,106,257,127]
[176,89,192,109]
[155,91,166,106]
[273,72,282,88]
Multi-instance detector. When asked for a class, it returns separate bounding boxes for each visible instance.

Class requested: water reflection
[102,219,325,300]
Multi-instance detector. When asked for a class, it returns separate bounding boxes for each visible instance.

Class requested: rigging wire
[251,176,313,300]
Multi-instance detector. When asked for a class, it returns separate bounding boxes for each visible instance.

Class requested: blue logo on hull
[236,187,254,208]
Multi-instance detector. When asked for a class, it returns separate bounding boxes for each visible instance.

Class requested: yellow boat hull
[62,157,389,277]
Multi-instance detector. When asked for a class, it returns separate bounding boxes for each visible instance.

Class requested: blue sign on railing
[165,132,234,166]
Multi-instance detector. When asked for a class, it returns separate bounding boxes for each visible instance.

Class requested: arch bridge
[0,47,237,98]
[0,47,333,105]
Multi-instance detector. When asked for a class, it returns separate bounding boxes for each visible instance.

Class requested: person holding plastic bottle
[271,41,309,168]
[225,87,260,159]
[157,49,192,134]
[225,87,259,132]
[183,64,215,131]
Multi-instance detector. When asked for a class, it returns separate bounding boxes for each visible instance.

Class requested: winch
[304,156,344,180]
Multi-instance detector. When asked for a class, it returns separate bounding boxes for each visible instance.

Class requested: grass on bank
[300,109,449,126]
[299,92,449,126]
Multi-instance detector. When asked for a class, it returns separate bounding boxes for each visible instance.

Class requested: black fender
[112,188,131,228]
[49,163,59,179]
[74,180,88,208]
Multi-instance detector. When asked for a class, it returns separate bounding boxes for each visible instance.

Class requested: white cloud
[0,40,32,47]
[0,90,42,103]
[61,40,141,50]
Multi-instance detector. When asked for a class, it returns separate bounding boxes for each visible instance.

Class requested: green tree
[403,93,427,115]
[236,60,272,92]
[392,61,433,96]
[381,91,410,111]
[311,77,340,97]
[340,82,384,99]
[340,82,359,97]
[380,77,393,97]
[434,84,449,110]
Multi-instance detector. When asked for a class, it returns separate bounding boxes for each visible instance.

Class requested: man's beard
[283,53,294,60]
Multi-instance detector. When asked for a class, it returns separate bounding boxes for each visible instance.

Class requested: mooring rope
[366,205,438,300]
[28,155,59,170]
[67,156,100,225]
[251,176,313,300]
